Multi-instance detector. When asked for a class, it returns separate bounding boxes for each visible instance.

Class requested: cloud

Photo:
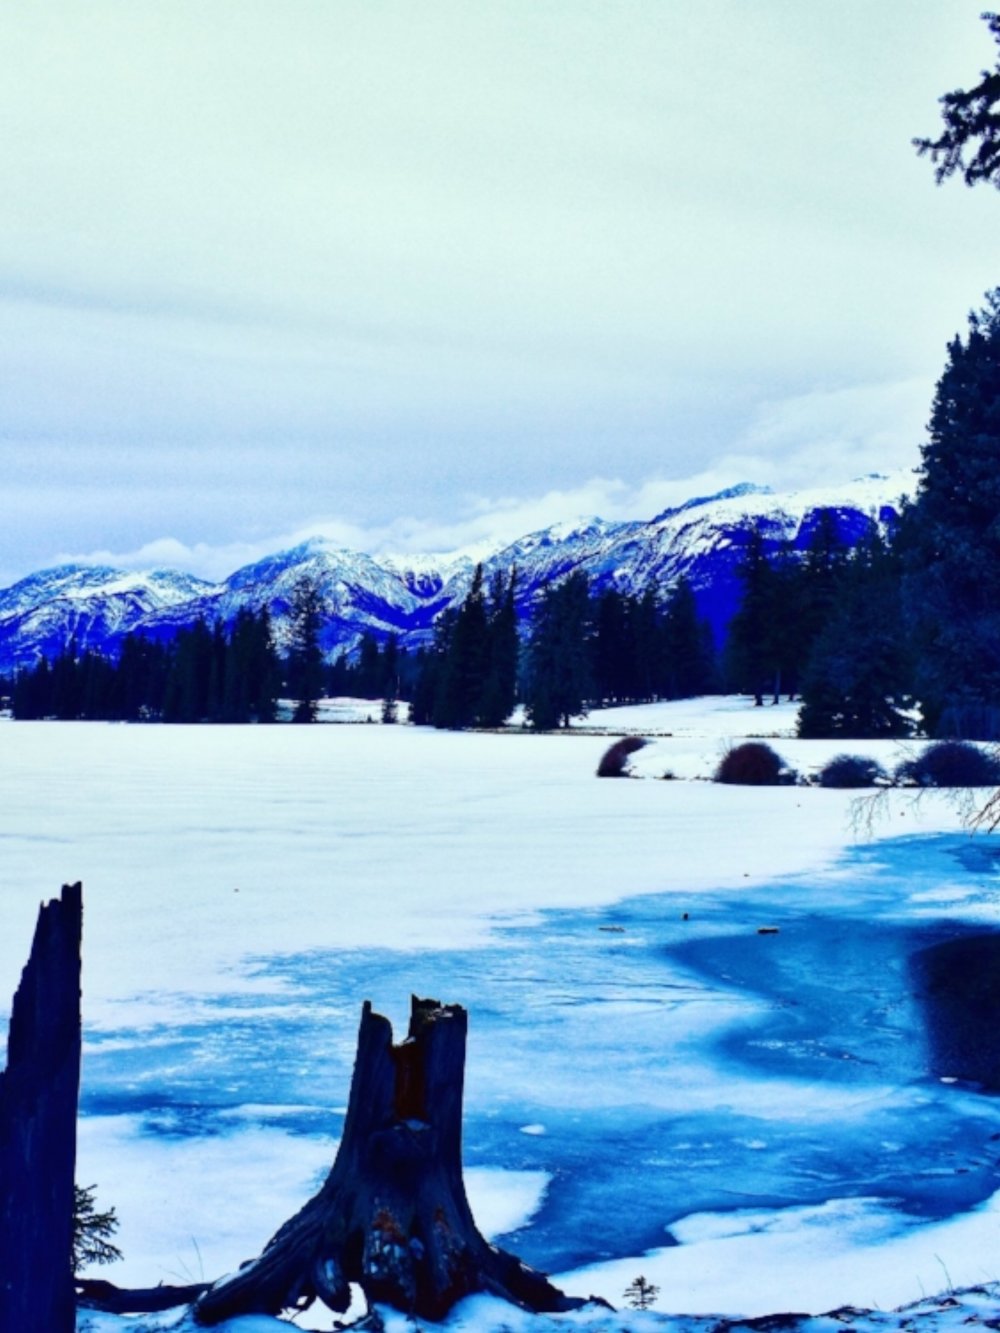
[50,527,371,585]
[0,6,989,595]
[738,379,929,491]
[50,485,650,581]
[47,374,928,583]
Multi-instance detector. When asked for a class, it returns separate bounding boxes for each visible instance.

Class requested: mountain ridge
[0,470,916,672]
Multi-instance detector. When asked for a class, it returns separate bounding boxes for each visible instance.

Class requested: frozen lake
[3,700,1000,1320]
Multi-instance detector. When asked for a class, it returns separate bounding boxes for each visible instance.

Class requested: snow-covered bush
[714,741,794,786]
[817,754,889,789]
[596,735,648,777]
[896,740,1000,788]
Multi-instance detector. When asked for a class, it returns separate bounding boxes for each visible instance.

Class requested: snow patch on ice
[560,1190,1000,1317]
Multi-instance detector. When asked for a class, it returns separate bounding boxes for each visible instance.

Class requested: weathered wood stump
[196,996,589,1323]
[0,881,83,1333]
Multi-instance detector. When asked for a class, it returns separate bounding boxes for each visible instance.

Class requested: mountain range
[0,472,914,674]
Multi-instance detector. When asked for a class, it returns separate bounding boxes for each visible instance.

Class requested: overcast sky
[1,1,998,583]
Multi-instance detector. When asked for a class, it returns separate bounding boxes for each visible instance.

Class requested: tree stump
[196,997,590,1324]
[0,881,83,1333]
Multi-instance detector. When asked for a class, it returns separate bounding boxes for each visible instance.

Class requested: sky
[1,1,998,585]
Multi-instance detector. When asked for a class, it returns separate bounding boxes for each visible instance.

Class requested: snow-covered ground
[2,697,1000,1331]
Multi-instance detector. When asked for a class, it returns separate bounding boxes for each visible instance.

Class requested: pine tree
[223,609,268,722]
[11,657,51,719]
[631,586,660,702]
[50,637,83,719]
[798,510,850,661]
[380,633,400,702]
[623,1275,659,1310]
[525,571,592,729]
[79,649,115,719]
[113,633,167,721]
[903,289,1000,737]
[660,577,716,698]
[592,588,631,704]
[413,609,455,727]
[725,526,782,705]
[163,617,215,722]
[380,692,399,724]
[433,565,490,729]
[356,632,382,700]
[479,568,519,727]
[798,531,913,739]
[206,619,226,721]
[287,575,325,723]
[409,647,438,727]
[765,541,806,703]
[326,649,351,698]
[247,607,280,722]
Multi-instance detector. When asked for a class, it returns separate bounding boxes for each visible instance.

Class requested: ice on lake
[3,698,1000,1320]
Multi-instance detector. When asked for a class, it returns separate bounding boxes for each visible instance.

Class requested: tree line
[4,564,719,729]
[9,609,281,723]
[404,566,718,731]
[320,566,717,731]
[724,517,912,739]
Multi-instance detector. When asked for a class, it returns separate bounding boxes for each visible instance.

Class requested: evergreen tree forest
[796,530,913,740]
[410,566,717,731]
[719,512,917,739]
[327,631,411,705]
[11,609,280,723]
[409,566,521,728]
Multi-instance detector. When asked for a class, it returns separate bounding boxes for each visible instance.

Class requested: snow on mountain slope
[0,566,219,670]
[475,470,915,643]
[215,537,457,651]
[379,550,478,601]
[600,471,914,641]
[0,472,917,672]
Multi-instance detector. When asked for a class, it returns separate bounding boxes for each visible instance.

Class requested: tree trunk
[196,997,590,1324]
[0,881,83,1333]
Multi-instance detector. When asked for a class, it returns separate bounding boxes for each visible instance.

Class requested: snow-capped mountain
[472,472,910,639]
[0,566,218,671]
[137,538,463,659]
[0,471,915,673]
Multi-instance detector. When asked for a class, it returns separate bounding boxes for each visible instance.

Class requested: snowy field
[3,698,1000,1331]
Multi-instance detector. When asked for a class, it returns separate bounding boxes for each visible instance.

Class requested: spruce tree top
[919,289,1000,532]
[914,13,1000,189]
[905,289,1000,731]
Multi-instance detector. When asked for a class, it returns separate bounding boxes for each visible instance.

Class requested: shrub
[714,741,792,786]
[896,740,1000,788]
[596,735,648,777]
[817,753,889,789]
